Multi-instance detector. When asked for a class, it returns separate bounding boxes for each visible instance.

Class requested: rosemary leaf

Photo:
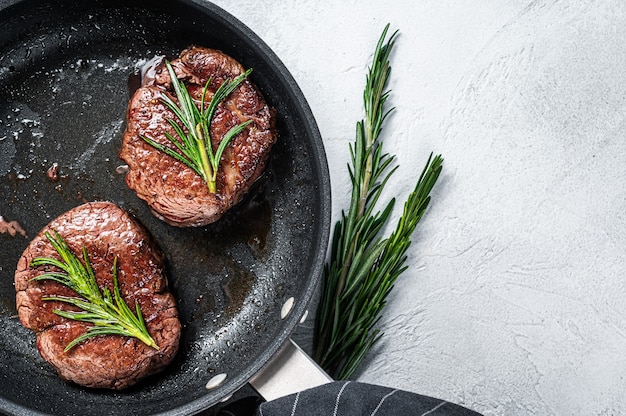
[312,24,443,379]
[31,231,158,352]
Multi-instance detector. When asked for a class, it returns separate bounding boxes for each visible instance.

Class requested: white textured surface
[210,1,626,415]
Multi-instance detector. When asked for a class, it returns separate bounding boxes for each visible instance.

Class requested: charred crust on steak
[14,201,181,390]
[119,46,278,227]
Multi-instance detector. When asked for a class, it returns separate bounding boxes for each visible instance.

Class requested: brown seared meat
[119,46,277,227]
[14,201,181,390]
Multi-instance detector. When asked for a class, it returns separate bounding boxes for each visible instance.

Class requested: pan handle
[249,339,333,401]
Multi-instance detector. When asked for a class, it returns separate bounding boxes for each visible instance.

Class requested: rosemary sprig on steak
[312,24,443,379]
[141,61,252,193]
[30,230,158,352]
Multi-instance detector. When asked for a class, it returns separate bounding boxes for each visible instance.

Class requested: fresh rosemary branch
[30,230,158,352]
[141,61,252,193]
[313,24,443,379]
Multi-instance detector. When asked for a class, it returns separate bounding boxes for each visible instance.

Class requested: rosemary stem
[133,327,159,349]
[358,150,373,216]
[195,123,216,193]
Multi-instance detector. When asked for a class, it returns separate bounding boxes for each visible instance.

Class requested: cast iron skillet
[0,0,330,414]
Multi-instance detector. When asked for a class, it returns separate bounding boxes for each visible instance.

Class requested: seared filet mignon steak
[119,46,277,227]
[14,201,181,390]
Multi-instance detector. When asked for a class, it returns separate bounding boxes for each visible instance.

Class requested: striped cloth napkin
[218,381,481,416]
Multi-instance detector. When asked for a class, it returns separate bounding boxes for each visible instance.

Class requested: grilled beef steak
[14,201,181,390]
[119,46,277,227]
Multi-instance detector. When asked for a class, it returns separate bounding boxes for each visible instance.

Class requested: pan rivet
[220,393,233,403]
[299,309,309,324]
[281,297,295,319]
[205,373,227,390]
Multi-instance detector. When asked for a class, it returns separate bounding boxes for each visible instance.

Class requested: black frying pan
[0,0,330,414]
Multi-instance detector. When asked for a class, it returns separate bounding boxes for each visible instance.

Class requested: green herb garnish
[31,230,158,352]
[141,61,252,193]
[313,24,443,379]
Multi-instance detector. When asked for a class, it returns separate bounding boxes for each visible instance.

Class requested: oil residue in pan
[157,185,274,330]
[0,44,275,332]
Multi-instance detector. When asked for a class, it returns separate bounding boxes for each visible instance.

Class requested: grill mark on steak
[119,46,277,227]
[14,201,181,390]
